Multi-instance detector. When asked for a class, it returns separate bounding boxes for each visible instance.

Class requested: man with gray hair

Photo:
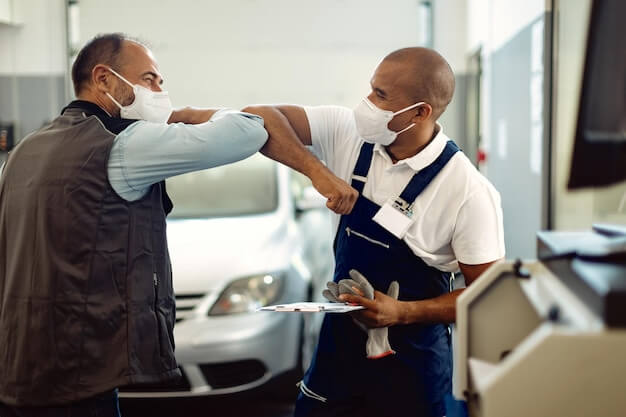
[0,33,356,416]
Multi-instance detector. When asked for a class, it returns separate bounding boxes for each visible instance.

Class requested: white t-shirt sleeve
[303,105,357,173]
[451,182,506,265]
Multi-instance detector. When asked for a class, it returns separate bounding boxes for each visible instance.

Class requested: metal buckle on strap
[391,197,414,217]
[351,174,368,183]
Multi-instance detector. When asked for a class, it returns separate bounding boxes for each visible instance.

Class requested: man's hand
[326,270,399,358]
[340,288,407,328]
[310,168,358,215]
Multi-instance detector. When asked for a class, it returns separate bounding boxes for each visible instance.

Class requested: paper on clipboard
[257,302,365,313]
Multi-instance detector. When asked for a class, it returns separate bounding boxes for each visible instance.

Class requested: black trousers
[0,390,120,417]
[295,353,445,417]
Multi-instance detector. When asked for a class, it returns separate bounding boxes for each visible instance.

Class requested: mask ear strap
[107,67,134,88]
[106,92,124,110]
[396,123,416,135]
[394,101,425,116]
[391,101,424,135]
[105,67,136,110]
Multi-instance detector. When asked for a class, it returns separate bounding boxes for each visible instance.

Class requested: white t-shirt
[304,105,505,273]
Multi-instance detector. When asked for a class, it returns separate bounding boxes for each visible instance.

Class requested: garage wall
[462,0,550,259]
[75,0,428,109]
[432,0,468,150]
[0,0,67,142]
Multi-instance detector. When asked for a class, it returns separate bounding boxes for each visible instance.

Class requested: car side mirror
[295,186,326,213]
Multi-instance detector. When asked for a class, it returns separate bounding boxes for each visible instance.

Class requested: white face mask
[353,97,424,145]
[105,68,173,123]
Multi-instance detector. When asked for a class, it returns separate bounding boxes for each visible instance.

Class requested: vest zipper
[154,271,163,358]
[345,227,390,249]
[153,272,159,311]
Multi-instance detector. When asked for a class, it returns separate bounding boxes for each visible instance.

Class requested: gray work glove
[322,281,341,303]
[322,279,368,331]
[322,269,400,359]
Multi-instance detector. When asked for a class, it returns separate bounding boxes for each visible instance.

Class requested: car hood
[166,213,295,295]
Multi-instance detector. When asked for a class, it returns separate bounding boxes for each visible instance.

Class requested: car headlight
[208,273,284,315]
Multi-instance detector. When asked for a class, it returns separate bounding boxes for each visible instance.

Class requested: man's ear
[412,104,433,122]
[92,64,113,93]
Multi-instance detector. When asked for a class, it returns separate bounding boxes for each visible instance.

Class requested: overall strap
[350,142,375,194]
[398,140,460,206]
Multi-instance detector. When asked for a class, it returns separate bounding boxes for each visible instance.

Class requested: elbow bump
[238,130,267,159]
[233,111,265,128]
[253,126,269,149]
[237,122,268,155]
[241,105,268,115]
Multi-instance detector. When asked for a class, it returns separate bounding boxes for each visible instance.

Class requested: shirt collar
[374,123,448,171]
[61,100,137,135]
[62,100,112,119]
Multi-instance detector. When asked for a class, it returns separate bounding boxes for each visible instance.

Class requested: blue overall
[295,140,460,417]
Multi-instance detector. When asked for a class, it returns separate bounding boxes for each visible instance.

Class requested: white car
[121,154,334,398]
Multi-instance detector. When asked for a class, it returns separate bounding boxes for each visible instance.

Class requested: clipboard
[257,302,365,313]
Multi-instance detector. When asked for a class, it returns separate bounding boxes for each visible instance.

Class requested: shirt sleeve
[451,181,506,265]
[108,110,268,201]
[303,105,358,173]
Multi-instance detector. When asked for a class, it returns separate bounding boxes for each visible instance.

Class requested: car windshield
[166,154,278,219]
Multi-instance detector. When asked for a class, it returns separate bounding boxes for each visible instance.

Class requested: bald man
[244,47,504,417]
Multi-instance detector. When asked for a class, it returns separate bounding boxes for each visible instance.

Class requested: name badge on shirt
[372,198,415,239]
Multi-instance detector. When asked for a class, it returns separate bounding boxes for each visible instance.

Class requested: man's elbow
[223,111,268,150]
[241,105,281,129]
[233,108,270,151]
[249,123,269,151]
[241,105,272,117]
[236,114,269,154]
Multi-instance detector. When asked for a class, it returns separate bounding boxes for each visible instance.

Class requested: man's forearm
[399,262,497,324]
[109,112,268,201]
[399,289,463,325]
[242,105,323,177]
[340,287,463,327]
[242,105,358,214]
[340,261,498,328]
[173,105,323,175]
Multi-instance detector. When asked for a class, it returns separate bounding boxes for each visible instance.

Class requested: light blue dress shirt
[107,109,268,201]
[0,109,268,201]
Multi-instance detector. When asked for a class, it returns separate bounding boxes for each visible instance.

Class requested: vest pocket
[345,227,390,249]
